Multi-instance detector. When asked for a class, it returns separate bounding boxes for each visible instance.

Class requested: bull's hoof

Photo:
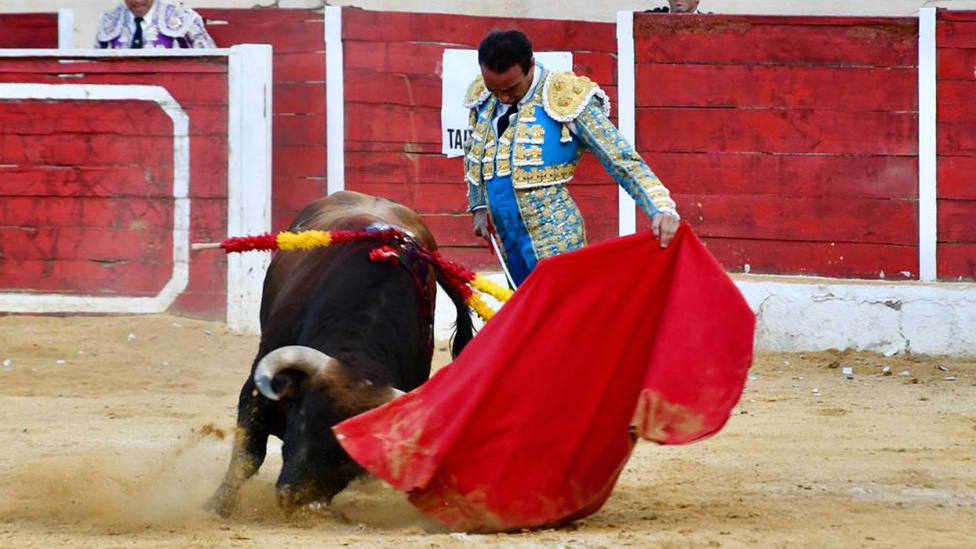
[203,489,236,518]
[293,501,351,523]
[275,485,303,513]
[276,486,348,522]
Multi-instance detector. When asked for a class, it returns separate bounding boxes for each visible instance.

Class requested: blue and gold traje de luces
[463,66,677,286]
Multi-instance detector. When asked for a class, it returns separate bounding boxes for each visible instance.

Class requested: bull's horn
[253,346,339,401]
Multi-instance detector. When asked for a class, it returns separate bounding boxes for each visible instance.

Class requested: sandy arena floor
[0,314,974,549]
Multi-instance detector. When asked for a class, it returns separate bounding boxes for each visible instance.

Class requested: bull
[207,191,475,517]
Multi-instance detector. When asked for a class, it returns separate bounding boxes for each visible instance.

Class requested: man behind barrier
[647,0,703,13]
[95,0,216,49]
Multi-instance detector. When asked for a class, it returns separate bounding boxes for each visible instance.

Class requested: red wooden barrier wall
[340,10,619,269]
[0,56,230,316]
[1,8,952,306]
[200,9,326,231]
[193,8,975,282]
[937,11,976,281]
[0,13,59,48]
[634,14,920,280]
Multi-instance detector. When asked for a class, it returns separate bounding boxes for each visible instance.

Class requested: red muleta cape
[334,224,755,532]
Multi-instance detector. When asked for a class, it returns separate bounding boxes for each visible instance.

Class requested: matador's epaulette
[158,0,197,38]
[463,75,491,109]
[542,71,611,122]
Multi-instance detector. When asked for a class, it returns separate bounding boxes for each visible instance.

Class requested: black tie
[497,104,516,136]
[131,17,144,49]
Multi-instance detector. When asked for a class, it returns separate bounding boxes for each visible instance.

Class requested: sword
[488,233,518,290]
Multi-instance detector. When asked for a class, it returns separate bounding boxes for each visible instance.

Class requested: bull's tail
[437,272,475,358]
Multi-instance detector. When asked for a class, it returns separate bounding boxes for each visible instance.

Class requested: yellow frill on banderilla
[466,276,514,322]
[466,294,497,321]
[470,275,514,302]
[277,230,333,250]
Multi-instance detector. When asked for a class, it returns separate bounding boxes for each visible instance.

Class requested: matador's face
[480,58,535,106]
[668,0,700,13]
[124,0,155,18]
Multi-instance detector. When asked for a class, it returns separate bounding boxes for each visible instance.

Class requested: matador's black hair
[478,30,533,75]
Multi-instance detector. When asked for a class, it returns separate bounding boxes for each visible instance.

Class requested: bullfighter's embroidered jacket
[95,0,216,49]
[463,66,678,283]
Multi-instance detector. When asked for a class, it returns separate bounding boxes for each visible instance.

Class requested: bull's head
[253,346,403,511]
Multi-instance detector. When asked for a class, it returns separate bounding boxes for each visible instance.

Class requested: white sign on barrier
[441,49,572,158]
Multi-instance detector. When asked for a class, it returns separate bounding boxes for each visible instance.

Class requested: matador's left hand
[651,212,680,248]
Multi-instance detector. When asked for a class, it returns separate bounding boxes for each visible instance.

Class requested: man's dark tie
[131,17,144,49]
[497,104,516,136]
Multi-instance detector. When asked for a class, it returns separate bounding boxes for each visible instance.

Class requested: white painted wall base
[434,274,976,357]
[738,277,976,357]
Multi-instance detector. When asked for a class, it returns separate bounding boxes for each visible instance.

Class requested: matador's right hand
[472,209,491,241]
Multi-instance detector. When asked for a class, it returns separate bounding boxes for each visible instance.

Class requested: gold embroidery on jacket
[496,135,513,177]
[512,144,544,167]
[542,71,607,122]
[514,124,545,144]
[560,123,572,143]
[512,163,576,188]
[463,75,490,109]
[574,101,678,216]
[517,184,586,259]
[481,140,496,180]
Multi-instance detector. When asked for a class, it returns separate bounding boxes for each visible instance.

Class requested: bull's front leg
[206,380,271,517]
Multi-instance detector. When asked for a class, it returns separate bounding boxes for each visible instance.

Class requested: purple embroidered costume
[95,0,216,49]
